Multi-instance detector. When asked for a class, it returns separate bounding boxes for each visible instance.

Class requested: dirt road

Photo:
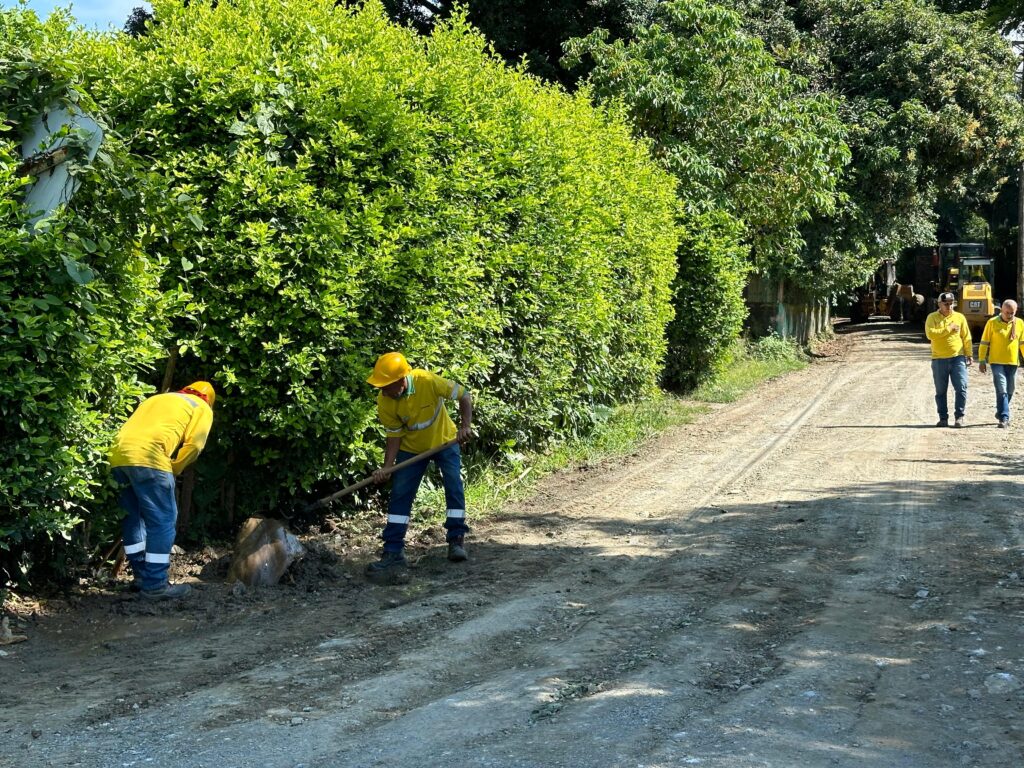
[5,323,1024,768]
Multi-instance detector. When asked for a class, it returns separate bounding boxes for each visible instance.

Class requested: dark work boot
[365,550,408,578]
[140,582,191,601]
[447,537,468,563]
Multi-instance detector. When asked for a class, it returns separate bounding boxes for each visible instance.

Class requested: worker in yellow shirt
[978,299,1023,428]
[925,292,973,427]
[110,382,215,599]
[366,352,473,577]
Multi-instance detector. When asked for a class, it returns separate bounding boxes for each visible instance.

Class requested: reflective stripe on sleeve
[445,509,466,519]
[123,542,146,555]
[387,514,411,525]
[145,552,171,564]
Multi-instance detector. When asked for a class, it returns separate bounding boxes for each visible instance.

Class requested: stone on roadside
[227,517,306,587]
[984,673,1021,694]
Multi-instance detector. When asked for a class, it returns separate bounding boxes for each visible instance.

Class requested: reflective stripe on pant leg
[436,443,469,541]
[383,452,428,552]
[114,466,147,576]
[127,467,178,591]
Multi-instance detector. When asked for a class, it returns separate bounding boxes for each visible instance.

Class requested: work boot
[936,418,949,427]
[140,582,191,601]
[954,416,964,428]
[365,550,408,577]
[447,537,468,563]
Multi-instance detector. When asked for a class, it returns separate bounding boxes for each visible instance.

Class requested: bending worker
[978,299,1023,428]
[925,292,972,428]
[366,352,472,577]
[109,382,215,599]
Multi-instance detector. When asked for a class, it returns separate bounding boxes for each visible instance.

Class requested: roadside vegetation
[419,333,810,524]
[2,0,1022,589]
[693,335,808,404]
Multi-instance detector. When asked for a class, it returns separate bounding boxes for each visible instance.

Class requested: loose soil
[4,322,1024,768]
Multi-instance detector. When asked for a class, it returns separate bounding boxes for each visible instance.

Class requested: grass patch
[693,334,808,403]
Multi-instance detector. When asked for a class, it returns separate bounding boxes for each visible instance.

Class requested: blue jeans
[112,466,178,591]
[382,442,469,553]
[990,363,1017,422]
[931,356,968,420]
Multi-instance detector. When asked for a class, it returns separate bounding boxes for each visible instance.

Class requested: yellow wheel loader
[938,244,994,336]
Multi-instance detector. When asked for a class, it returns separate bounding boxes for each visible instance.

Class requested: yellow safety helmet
[181,381,216,407]
[367,352,411,388]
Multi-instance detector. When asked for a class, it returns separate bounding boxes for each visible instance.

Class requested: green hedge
[68,0,679,521]
[663,209,749,389]
[0,10,183,580]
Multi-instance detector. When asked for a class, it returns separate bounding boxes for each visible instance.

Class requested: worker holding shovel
[109,381,215,599]
[366,352,473,577]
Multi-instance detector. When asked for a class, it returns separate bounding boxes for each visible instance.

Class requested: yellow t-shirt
[377,369,466,454]
[925,310,973,359]
[110,392,213,474]
[979,315,1024,365]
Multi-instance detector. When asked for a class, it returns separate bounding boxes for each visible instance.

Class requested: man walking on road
[366,352,473,578]
[110,382,215,600]
[925,292,973,427]
[978,299,1023,428]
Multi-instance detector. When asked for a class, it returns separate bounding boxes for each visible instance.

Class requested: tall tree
[373,0,660,85]
[124,6,155,36]
[566,0,849,385]
[793,0,1024,287]
[566,0,848,275]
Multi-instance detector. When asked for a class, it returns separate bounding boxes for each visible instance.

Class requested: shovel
[305,438,460,513]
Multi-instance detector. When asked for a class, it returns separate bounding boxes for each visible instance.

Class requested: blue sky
[0,0,151,30]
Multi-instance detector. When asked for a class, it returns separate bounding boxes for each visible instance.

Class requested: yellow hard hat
[367,352,411,387]
[182,380,216,407]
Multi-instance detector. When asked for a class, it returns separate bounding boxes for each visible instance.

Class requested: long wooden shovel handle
[305,438,460,512]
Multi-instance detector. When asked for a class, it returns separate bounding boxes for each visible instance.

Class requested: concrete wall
[745,275,831,343]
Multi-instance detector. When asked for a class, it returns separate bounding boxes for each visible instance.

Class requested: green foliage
[565,0,849,271]
[663,209,750,389]
[377,1,661,86]
[737,0,1024,294]
[0,9,179,581]
[565,0,843,385]
[77,0,678,518]
[692,332,807,402]
[565,0,843,384]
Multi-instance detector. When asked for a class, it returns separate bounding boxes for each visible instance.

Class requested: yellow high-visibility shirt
[925,310,973,359]
[377,369,466,454]
[110,392,213,475]
[979,315,1024,365]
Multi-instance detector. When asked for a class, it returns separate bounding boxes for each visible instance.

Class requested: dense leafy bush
[663,209,748,388]
[75,0,679,519]
[565,0,846,382]
[0,10,180,581]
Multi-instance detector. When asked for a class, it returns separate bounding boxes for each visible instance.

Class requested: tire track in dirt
[17,338,867,768]
[12,324,1024,768]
